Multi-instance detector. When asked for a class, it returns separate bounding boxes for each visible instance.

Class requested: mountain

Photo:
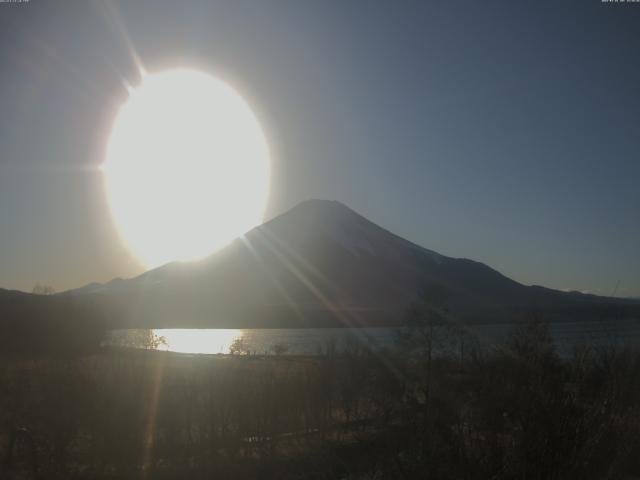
[0,287,107,354]
[59,199,639,328]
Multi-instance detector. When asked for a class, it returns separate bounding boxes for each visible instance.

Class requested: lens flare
[103,69,270,267]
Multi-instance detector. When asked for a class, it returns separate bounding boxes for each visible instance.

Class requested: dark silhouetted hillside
[52,199,640,328]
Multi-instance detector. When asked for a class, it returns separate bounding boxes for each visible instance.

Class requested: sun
[103,69,271,268]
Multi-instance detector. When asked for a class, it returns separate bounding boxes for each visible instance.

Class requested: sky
[0,0,639,297]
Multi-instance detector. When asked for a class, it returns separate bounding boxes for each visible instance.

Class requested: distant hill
[0,288,106,353]
[48,199,639,328]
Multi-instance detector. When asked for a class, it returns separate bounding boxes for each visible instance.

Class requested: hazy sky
[1,0,639,296]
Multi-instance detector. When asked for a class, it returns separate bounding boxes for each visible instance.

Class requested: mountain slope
[62,199,639,328]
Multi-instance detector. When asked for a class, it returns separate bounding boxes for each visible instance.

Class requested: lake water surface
[104,318,640,356]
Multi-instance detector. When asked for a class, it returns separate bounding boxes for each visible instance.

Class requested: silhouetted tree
[32,283,55,295]
[270,342,289,356]
[229,337,250,355]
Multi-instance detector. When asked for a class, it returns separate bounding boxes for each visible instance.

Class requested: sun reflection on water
[152,329,243,354]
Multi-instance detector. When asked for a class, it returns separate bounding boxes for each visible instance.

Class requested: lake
[104,318,640,356]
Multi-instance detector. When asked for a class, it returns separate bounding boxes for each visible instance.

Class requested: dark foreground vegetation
[2,318,640,480]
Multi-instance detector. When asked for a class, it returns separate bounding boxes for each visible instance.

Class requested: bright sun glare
[103,69,270,268]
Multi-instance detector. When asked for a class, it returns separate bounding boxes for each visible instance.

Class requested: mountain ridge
[50,199,638,328]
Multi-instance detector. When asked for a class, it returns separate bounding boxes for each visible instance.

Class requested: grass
[2,320,640,479]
